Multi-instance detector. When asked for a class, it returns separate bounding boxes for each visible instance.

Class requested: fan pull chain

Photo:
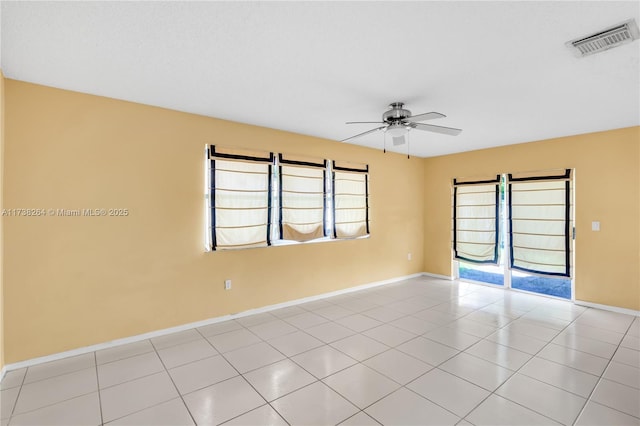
[383,131,386,153]
[407,131,410,159]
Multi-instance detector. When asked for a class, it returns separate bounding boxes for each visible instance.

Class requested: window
[508,169,572,277]
[453,176,501,264]
[206,146,369,250]
[279,154,327,242]
[332,161,369,239]
[208,146,273,250]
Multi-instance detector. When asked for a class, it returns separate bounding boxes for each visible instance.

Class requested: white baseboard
[8,273,634,375]
[574,300,640,317]
[422,272,454,281]
[2,272,423,373]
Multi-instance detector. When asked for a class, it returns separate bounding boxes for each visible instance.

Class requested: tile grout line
[5,364,104,420]
[204,295,637,425]
[220,404,291,426]
[403,305,529,425]
[9,354,96,388]
[479,306,635,425]
[5,379,99,421]
[318,332,419,421]
[349,290,506,419]
[308,299,484,424]
[93,352,104,426]
[193,326,292,426]
[94,343,156,368]
[7,362,29,420]
[215,302,417,424]
[445,302,538,421]
[570,315,640,424]
[312,284,628,424]
[148,338,199,426]
[338,410,383,426]
[3,279,637,426]
[434,296,584,425]
[478,307,591,425]
[89,344,189,424]
[346,290,636,424]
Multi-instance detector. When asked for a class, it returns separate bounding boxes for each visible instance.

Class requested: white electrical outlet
[408,253,412,261]
[592,221,600,231]
[224,279,232,290]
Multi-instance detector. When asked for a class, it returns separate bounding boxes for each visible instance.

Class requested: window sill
[205,234,370,252]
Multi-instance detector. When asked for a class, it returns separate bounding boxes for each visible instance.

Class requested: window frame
[452,175,501,265]
[278,153,328,243]
[508,169,572,278]
[206,146,369,251]
[207,145,274,251]
[332,162,370,239]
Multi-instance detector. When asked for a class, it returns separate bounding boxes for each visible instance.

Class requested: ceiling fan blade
[346,121,385,124]
[410,122,462,136]
[405,112,446,123]
[341,126,386,142]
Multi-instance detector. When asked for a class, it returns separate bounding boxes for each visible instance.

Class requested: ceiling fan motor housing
[382,102,411,123]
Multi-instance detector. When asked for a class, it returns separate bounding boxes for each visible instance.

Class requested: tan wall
[423,127,640,310]
[2,80,424,363]
[1,70,5,371]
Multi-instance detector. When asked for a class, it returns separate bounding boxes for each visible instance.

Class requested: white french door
[455,170,574,300]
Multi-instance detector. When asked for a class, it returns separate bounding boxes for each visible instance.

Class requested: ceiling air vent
[567,19,639,57]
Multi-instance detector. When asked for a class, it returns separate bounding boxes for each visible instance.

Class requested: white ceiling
[1,1,639,157]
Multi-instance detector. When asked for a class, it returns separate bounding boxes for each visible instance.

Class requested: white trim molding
[1,273,423,373]
[422,272,454,281]
[3,273,638,377]
[575,300,640,317]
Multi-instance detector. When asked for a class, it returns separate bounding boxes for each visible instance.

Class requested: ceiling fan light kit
[386,123,409,138]
[342,102,462,158]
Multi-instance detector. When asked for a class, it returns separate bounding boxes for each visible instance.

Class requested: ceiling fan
[342,102,462,148]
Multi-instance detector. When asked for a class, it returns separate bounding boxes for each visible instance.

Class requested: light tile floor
[1,277,639,425]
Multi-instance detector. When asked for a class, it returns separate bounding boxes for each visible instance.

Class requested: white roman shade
[453,176,500,264]
[279,154,326,242]
[333,161,369,239]
[209,146,273,250]
[508,170,572,277]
